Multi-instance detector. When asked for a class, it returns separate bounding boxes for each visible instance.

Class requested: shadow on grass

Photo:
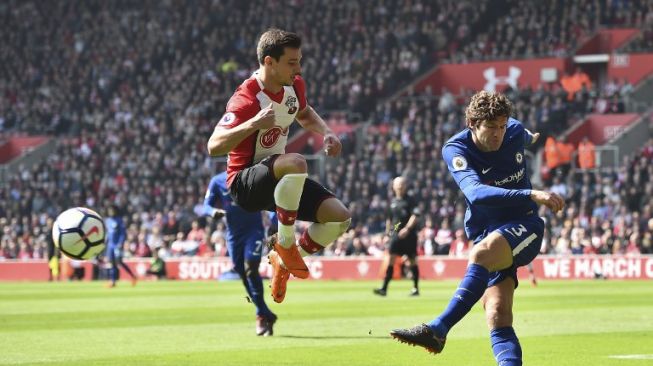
[278,335,389,339]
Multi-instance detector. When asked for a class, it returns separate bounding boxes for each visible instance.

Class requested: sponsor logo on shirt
[494,168,525,186]
[260,126,289,148]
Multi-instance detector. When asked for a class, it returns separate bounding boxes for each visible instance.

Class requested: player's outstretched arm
[530,190,565,213]
[207,104,276,156]
[524,128,540,145]
[296,106,342,156]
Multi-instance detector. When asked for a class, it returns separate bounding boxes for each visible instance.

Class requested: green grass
[1,279,652,365]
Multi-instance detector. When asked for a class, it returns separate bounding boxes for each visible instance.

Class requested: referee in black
[374,176,421,296]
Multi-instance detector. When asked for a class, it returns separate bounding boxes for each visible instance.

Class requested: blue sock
[241,260,272,317]
[111,267,118,282]
[491,327,522,366]
[246,269,273,317]
[427,263,489,337]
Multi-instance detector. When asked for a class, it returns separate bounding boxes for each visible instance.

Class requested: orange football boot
[272,241,309,279]
[268,251,291,303]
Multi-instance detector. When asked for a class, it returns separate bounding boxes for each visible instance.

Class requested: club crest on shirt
[515,152,523,164]
[218,112,235,126]
[285,96,298,114]
[260,126,288,148]
[452,156,467,171]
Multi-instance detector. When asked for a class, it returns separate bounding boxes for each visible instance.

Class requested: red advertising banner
[415,58,566,94]
[608,53,653,85]
[565,113,640,145]
[2,255,653,281]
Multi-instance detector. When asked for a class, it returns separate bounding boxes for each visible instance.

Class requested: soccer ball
[52,207,106,260]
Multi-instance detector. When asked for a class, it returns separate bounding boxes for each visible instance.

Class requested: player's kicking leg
[391,231,513,355]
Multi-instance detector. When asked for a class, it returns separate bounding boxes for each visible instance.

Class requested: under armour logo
[483,66,521,92]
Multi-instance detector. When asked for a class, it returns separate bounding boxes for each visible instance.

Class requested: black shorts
[388,234,418,257]
[229,154,335,223]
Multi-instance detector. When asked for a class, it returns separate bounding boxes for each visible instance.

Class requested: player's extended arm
[296,106,342,156]
[202,181,226,219]
[207,104,276,156]
[444,145,532,207]
[460,179,532,207]
[530,189,565,213]
[524,128,540,146]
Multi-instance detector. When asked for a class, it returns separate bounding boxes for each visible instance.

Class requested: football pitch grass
[1,279,652,366]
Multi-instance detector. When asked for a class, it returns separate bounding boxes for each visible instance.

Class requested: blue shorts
[227,232,265,274]
[474,215,544,288]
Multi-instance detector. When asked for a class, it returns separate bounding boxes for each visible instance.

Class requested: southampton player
[391,91,564,366]
[207,29,351,303]
[203,171,277,336]
[374,176,421,297]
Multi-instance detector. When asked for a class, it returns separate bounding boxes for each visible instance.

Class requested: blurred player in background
[374,176,421,297]
[145,248,167,280]
[46,217,60,281]
[391,91,564,366]
[203,171,277,336]
[105,205,137,288]
[207,29,351,303]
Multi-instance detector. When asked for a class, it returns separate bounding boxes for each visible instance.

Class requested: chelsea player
[391,91,564,366]
[105,205,137,287]
[204,172,277,336]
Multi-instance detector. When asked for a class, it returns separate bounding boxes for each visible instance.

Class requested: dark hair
[465,90,513,127]
[256,28,301,65]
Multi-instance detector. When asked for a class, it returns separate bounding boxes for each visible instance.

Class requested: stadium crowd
[1,0,652,261]
[449,0,653,62]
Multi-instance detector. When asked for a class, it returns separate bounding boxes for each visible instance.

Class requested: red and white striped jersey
[217,71,307,187]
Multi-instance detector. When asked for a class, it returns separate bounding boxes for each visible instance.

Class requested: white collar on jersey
[252,70,265,90]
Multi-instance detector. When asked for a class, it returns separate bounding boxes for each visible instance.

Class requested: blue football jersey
[105,216,126,249]
[203,172,264,241]
[442,118,537,241]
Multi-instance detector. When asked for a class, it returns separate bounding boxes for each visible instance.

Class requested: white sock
[298,219,351,256]
[273,173,307,248]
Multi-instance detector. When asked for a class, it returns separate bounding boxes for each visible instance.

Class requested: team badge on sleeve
[218,112,236,126]
[452,156,468,171]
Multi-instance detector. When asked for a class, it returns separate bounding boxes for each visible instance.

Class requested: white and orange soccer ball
[52,207,106,260]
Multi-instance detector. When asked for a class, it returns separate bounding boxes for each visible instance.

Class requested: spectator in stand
[578,137,596,170]
[448,229,469,258]
[1,0,653,263]
[434,219,454,255]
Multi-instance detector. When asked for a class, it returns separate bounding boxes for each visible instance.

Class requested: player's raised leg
[270,153,309,278]
[297,197,351,258]
[269,185,350,303]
